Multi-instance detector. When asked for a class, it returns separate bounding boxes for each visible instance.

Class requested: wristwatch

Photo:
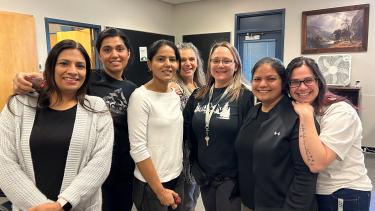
[57,198,72,211]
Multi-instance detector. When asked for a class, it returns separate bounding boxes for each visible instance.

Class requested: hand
[28,202,63,211]
[13,72,44,94]
[292,101,315,117]
[169,82,183,96]
[156,188,179,209]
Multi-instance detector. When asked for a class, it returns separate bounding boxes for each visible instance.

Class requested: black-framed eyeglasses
[289,77,317,88]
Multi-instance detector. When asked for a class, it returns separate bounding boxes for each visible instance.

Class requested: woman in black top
[235,57,317,211]
[12,28,137,211]
[184,42,253,211]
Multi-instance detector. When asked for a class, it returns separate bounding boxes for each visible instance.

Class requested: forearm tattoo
[300,124,314,164]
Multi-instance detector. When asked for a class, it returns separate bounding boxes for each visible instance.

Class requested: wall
[0,0,174,70]
[0,0,374,146]
[173,0,375,147]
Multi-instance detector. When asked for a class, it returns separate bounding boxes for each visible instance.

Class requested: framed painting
[301,4,369,54]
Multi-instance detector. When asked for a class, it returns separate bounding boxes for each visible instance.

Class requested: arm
[293,102,337,173]
[183,92,198,163]
[127,91,178,209]
[169,81,183,96]
[13,72,44,94]
[136,159,178,208]
[284,119,317,209]
[0,97,50,210]
[58,100,114,207]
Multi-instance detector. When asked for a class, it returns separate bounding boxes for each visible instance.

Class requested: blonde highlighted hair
[195,41,246,102]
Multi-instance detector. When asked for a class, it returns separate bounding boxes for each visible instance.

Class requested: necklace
[204,86,229,146]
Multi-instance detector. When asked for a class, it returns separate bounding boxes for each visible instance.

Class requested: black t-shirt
[88,69,137,184]
[30,105,77,200]
[191,87,244,178]
[235,109,269,208]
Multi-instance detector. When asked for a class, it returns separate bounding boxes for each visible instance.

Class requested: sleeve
[59,99,114,207]
[127,90,151,163]
[284,119,317,210]
[319,102,360,160]
[239,89,254,123]
[0,97,50,210]
[183,91,198,163]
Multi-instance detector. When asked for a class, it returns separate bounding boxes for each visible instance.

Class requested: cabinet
[327,86,361,108]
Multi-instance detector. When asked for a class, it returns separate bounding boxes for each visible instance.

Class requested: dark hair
[147,39,181,65]
[286,56,347,113]
[96,28,134,65]
[7,39,94,113]
[252,57,287,95]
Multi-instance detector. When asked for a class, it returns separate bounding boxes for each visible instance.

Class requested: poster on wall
[301,4,369,54]
[139,47,148,62]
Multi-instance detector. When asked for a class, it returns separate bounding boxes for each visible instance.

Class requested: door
[235,9,285,81]
[238,30,282,80]
[0,11,39,109]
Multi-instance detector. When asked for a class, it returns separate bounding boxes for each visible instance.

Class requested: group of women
[0,27,372,211]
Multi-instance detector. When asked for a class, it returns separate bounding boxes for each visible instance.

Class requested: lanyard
[204,85,229,146]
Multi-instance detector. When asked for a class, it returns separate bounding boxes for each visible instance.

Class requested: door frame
[234,9,285,61]
[44,18,101,69]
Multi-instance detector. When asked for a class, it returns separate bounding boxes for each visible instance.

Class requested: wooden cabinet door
[0,11,39,109]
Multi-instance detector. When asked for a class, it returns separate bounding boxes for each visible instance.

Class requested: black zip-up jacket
[236,95,318,211]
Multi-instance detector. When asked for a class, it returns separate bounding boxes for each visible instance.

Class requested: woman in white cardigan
[0,40,114,211]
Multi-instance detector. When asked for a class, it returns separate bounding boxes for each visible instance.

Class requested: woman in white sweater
[0,40,114,211]
[128,40,183,211]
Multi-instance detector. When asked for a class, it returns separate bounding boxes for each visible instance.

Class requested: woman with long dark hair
[0,40,113,211]
[128,40,183,211]
[287,56,372,211]
[12,28,137,211]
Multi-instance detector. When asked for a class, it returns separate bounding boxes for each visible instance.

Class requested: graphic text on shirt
[194,102,231,120]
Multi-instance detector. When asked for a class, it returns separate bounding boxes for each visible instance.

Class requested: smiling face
[54,49,86,96]
[209,46,237,88]
[289,64,319,104]
[252,63,283,108]
[179,48,197,81]
[99,36,130,80]
[148,45,178,84]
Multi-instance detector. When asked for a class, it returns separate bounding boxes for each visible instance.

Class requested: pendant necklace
[204,85,228,146]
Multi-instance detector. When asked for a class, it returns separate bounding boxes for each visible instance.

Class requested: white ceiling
[158,0,202,5]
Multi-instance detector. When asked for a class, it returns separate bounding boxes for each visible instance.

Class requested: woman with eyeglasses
[286,56,372,211]
[184,42,254,211]
[235,57,317,211]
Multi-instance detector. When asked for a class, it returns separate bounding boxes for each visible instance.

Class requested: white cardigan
[0,95,114,211]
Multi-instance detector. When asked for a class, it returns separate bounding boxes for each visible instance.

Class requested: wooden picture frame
[301,4,369,54]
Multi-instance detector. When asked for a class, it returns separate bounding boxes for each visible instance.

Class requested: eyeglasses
[210,59,234,65]
[289,77,317,88]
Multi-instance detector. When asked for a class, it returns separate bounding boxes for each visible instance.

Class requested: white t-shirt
[316,101,372,194]
[128,85,183,183]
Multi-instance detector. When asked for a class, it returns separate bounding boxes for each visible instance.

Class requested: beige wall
[173,0,375,147]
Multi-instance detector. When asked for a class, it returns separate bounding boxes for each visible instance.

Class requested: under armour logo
[274,131,280,136]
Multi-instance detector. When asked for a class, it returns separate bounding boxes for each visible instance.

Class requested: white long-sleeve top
[128,85,183,183]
